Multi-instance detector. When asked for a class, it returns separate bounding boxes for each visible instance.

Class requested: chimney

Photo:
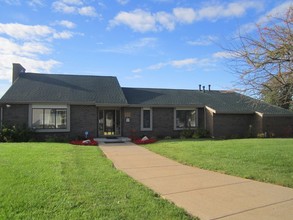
[199,84,202,91]
[208,84,211,91]
[203,86,205,93]
[12,63,26,83]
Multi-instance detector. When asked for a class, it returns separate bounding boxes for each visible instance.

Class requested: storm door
[98,109,121,136]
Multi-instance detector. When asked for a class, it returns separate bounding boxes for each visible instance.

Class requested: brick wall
[122,107,207,138]
[263,115,293,137]
[2,104,29,127]
[121,107,140,138]
[205,110,293,138]
[197,108,205,129]
[213,113,254,138]
[122,107,182,138]
[152,108,180,138]
[70,105,97,138]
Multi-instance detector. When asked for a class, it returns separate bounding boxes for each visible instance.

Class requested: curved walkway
[99,142,293,220]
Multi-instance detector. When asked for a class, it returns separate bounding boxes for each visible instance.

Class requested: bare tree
[227,6,293,109]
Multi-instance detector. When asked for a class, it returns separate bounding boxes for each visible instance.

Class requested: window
[141,108,152,131]
[31,105,69,131]
[175,109,196,129]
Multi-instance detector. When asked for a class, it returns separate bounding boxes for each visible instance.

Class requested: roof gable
[0,73,128,105]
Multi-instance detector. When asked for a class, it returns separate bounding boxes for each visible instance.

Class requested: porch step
[95,137,131,143]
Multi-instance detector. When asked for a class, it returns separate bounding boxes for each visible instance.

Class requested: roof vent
[203,86,205,93]
[199,84,202,91]
[208,84,211,91]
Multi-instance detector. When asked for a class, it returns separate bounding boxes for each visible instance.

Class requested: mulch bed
[70,139,98,146]
[133,138,157,145]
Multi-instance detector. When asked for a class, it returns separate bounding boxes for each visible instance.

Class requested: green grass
[145,139,293,188]
[0,143,196,220]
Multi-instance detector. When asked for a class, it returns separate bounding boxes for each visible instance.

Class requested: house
[0,63,293,139]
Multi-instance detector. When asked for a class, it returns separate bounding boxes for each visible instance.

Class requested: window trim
[174,108,197,130]
[141,107,153,131]
[29,104,70,132]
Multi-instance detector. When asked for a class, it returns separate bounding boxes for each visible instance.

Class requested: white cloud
[0,37,59,80]
[53,31,74,39]
[109,9,157,32]
[198,1,262,21]
[110,1,263,32]
[0,55,60,80]
[257,1,292,24]
[100,37,157,54]
[132,68,142,73]
[110,9,177,32]
[173,8,196,23]
[0,82,11,97]
[27,0,45,8]
[126,74,142,80]
[0,37,50,58]
[21,42,52,56]
[155,11,175,31]
[0,23,75,41]
[52,1,76,13]
[1,0,21,5]
[145,57,213,71]
[0,23,53,40]
[187,35,218,46]
[0,22,76,80]
[52,0,98,17]
[117,0,129,5]
[55,20,76,29]
[213,51,237,59]
[147,62,167,70]
[62,0,83,5]
[170,58,200,68]
[239,1,292,34]
[78,6,98,17]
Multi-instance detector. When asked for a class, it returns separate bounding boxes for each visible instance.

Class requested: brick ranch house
[1,63,293,139]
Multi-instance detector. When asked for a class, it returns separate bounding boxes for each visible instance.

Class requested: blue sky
[0,0,292,97]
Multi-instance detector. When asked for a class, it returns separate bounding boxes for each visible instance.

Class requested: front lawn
[0,143,195,220]
[145,139,293,188]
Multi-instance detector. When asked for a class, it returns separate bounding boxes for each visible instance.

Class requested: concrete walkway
[99,142,293,220]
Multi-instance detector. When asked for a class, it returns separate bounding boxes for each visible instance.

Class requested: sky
[0,0,292,97]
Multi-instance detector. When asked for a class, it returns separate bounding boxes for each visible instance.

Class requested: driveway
[99,142,293,220]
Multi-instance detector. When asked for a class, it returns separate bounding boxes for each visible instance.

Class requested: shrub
[257,133,265,138]
[0,125,34,142]
[179,129,194,139]
[192,128,210,139]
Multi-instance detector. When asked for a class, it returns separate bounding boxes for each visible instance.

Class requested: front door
[98,109,121,136]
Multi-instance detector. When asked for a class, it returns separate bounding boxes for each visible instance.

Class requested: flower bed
[70,139,98,146]
[133,138,157,145]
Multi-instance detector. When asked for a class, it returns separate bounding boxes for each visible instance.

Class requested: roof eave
[123,104,205,108]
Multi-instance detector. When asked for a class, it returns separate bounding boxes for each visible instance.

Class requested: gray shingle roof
[1,72,292,115]
[0,73,128,105]
[122,87,202,106]
[122,87,293,115]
